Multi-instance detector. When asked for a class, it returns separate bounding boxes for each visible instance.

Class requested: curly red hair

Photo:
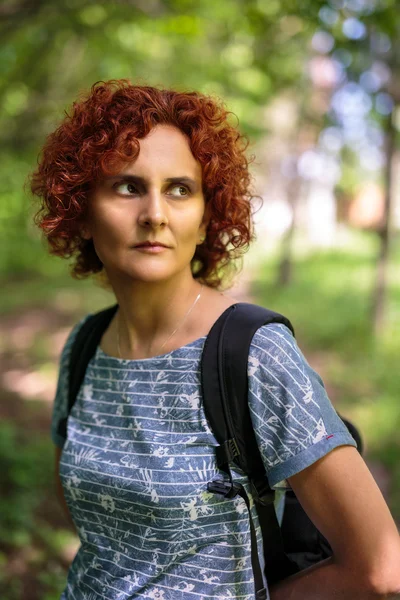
[29,79,258,289]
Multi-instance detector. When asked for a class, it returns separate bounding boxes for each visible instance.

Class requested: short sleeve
[247,322,357,489]
[50,315,91,448]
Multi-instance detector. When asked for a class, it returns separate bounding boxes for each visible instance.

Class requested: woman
[30,79,400,599]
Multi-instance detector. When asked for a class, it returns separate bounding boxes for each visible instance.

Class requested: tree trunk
[370,110,396,335]
[276,176,302,287]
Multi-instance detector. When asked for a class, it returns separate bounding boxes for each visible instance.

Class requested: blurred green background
[0,0,399,598]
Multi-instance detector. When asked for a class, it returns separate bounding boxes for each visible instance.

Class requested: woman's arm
[269,446,400,599]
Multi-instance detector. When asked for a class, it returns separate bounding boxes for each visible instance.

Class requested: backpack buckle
[207,480,243,499]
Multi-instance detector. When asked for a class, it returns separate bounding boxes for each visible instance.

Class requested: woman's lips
[134,245,169,253]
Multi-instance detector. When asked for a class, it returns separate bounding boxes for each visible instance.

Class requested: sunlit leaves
[78,4,107,26]
[0,0,325,150]
[220,43,254,70]
[2,82,29,116]
[235,67,272,98]
[158,14,203,36]
[0,0,398,277]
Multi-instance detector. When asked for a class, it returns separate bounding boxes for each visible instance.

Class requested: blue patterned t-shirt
[51,313,356,600]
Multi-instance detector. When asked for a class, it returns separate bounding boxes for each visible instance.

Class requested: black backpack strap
[203,302,295,476]
[201,302,298,593]
[56,304,118,440]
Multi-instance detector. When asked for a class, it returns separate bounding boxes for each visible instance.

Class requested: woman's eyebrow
[104,174,199,188]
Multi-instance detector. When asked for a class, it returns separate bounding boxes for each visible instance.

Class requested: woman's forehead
[115,125,202,180]
[137,125,196,158]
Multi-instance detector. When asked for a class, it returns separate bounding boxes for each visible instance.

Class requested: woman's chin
[113,267,182,284]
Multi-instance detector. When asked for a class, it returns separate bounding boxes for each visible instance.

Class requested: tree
[313,0,400,332]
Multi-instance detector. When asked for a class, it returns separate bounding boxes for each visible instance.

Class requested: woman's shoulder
[249,318,298,361]
[247,317,326,402]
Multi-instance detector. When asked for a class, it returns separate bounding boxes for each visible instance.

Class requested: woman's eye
[114,183,138,195]
[170,184,190,197]
[113,182,190,197]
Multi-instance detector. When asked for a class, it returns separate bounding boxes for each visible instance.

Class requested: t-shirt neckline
[95,335,207,364]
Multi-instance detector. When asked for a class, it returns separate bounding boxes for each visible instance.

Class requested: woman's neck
[110,275,205,357]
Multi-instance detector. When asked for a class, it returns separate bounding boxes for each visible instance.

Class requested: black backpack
[57,302,363,599]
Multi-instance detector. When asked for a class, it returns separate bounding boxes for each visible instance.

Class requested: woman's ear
[197,202,211,244]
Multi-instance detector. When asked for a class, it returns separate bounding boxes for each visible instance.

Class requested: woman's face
[83,124,208,285]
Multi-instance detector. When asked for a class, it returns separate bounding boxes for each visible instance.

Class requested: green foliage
[0,0,319,154]
[0,0,399,276]
[0,421,73,599]
[0,422,52,547]
[0,0,329,278]
[0,151,46,277]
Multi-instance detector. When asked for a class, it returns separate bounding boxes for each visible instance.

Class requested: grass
[2,266,113,316]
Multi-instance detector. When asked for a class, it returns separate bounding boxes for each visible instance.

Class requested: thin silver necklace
[117,284,203,359]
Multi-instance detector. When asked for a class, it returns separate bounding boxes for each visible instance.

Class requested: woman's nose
[137,191,169,228]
